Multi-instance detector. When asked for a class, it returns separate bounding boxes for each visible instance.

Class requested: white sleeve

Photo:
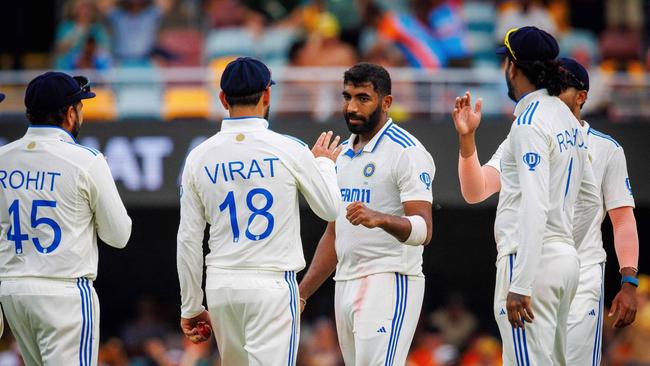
[294,148,341,222]
[603,148,635,210]
[86,154,132,248]
[177,159,207,319]
[573,159,601,250]
[485,137,508,172]
[395,147,435,203]
[509,124,550,297]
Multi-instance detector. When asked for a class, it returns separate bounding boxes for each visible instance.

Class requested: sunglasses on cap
[503,28,519,61]
[66,76,91,103]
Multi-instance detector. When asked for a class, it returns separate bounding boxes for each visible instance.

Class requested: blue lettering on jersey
[556,128,586,153]
[340,188,371,203]
[419,172,431,190]
[626,177,633,196]
[523,152,540,171]
[204,157,279,184]
[0,170,61,191]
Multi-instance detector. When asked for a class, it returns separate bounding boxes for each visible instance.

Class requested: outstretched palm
[452,91,483,136]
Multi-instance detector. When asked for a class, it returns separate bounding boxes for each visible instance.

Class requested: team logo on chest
[419,172,431,190]
[523,152,541,171]
[363,163,376,177]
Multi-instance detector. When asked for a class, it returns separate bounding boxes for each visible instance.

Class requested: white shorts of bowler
[494,243,579,366]
[0,277,99,366]
[205,268,299,366]
[335,272,424,366]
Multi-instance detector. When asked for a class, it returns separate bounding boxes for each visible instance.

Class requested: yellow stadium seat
[83,88,116,121]
[163,86,212,120]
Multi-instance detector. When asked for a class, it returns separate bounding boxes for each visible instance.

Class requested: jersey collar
[514,89,548,117]
[24,125,77,143]
[220,117,269,133]
[343,118,393,158]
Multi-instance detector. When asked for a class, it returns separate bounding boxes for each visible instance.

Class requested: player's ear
[62,105,75,128]
[219,91,230,110]
[578,90,588,106]
[382,94,393,112]
[262,87,271,107]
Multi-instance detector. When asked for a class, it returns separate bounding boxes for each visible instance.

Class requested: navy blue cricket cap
[220,57,275,97]
[496,26,559,63]
[25,71,96,113]
[559,57,589,91]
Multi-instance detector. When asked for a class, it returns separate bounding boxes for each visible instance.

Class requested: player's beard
[345,104,382,134]
[71,107,82,139]
[505,62,517,102]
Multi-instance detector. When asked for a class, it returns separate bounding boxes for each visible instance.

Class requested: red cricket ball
[197,321,212,338]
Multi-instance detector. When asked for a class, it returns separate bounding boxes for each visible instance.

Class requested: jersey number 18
[219,188,274,243]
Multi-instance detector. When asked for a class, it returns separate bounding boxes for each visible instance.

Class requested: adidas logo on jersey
[588,309,596,316]
[377,326,387,333]
[499,308,506,316]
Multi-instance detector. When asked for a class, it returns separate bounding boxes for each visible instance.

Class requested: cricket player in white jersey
[451,27,600,365]
[299,63,435,366]
[555,58,640,365]
[0,72,132,366]
[176,57,342,365]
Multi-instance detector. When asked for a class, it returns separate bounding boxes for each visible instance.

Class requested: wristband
[403,215,427,246]
[299,298,307,307]
[621,276,639,287]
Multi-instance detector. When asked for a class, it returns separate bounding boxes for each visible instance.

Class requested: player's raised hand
[452,91,483,136]
[180,310,213,344]
[506,292,534,328]
[346,202,383,228]
[609,284,637,328]
[312,131,343,162]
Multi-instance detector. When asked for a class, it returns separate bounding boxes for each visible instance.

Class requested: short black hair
[343,63,392,96]
[26,103,76,126]
[510,57,569,96]
[225,91,264,107]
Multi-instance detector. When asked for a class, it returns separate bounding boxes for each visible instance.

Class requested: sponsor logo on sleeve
[419,172,432,190]
[523,152,541,171]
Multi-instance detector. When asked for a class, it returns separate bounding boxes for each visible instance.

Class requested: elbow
[461,190,484,204]
[322,197,342,222]
[102,217,132,249]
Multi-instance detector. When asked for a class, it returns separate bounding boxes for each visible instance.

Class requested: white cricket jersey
[0,126,131,280]
[177,117,341,318]
[485,89,599,296]
[333,119,435,281]
[577,122,635,267]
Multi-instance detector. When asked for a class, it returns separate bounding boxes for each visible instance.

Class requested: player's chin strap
[402,215,428,246]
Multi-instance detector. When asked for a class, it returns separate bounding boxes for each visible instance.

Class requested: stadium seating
[82,87,117,121]
[204,28,256,63]
[163,86,212,120]
[159,29,204,67]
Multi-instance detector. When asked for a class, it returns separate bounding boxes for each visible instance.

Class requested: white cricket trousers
[335,272,425,366]
[0,277,99,366]
[205,269,299,366]
[567,263,605,366]
[494,243,579,366]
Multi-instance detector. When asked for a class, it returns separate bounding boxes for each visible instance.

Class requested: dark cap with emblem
[559,57,589,91]
[496,26,559,63]
[220,57,275,97]
[25,71,95,113]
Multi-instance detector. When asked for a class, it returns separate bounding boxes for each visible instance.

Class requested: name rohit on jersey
[0,170,61,191]
[203,157,279,183]
[556,127,586,153]
[340,188,371,203]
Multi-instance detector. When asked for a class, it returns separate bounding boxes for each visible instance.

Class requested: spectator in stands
[54,0,111,69]
[413,0,471,66]
[204,0,265,34]
[300,317,344,366]
[294,11,357,66]
[495,0,558,41]
[99,0,173,65]
[459,335,502,366]
[407,323,458,366]
[608,274,650,366]
[429,294,478,348]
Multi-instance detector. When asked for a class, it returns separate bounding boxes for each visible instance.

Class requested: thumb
[474,98,483,115]
[609,298,618,317]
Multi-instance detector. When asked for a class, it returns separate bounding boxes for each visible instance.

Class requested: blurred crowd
[42,0,650,73]
[1,274,649,366]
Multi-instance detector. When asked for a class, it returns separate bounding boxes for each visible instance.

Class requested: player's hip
[0,276,93,296]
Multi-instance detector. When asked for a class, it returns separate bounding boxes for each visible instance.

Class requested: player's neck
[354,117,389,149]
[228,105,265,119]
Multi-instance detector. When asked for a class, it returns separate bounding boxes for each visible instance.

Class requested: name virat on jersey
[203,157,279,183]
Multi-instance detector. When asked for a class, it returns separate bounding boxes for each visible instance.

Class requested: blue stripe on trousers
[389,275,408,366]
[77,278,86,366]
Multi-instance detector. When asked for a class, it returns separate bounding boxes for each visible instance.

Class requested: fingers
[328,135,341,152]
[314,132,326,148]
[522,302,534,323]
[474,97,483,115]
[609,299,619,317]
[332,144,344,160]
[463,91,471,109]
[321,131,334,148]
